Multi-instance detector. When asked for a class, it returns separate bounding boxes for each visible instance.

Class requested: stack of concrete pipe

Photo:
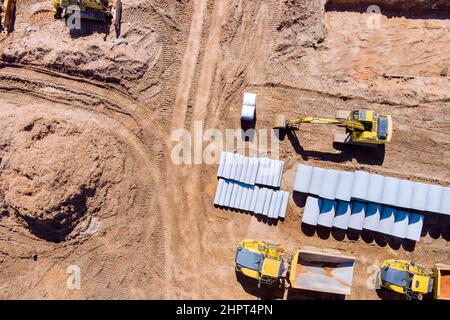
[294,164,450,215]
[214,151,289,220]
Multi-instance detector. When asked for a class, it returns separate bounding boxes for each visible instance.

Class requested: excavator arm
[288,116,343,126]
[274,114,365,131]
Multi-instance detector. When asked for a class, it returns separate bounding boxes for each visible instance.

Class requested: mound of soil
[0,114,125,242]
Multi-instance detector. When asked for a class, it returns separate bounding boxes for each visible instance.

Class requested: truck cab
[348,110,393,144]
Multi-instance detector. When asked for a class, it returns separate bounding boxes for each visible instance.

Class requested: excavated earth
[0,0,448,299]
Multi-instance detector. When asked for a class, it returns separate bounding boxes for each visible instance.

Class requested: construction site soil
[0,0,448,299]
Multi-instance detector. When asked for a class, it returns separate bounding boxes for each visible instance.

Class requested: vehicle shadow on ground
[280,129,385,166]
[376,287,434,300]
[235,271,285,300]
[241,118,257,142]
[376,288,405,300]
[68,20,111,39]
[236,270,347,300]
[324,2,450,20]
[286,288,345,300]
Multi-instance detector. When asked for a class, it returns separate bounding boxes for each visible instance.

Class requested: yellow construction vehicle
[235,240,287,287]
[52,0,121,26]
[377,260,433,300]
[235,240,356,295]
[0,0,16,33]
[377,260,450,300]
[274,109,393,147]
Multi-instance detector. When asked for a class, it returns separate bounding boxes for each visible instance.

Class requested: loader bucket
[273,114,286,130]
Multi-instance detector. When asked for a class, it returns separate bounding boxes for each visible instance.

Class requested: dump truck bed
[289,250,356,295]
[435,264,450,300]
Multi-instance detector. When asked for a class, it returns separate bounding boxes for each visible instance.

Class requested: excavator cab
[235,240,286,287]
[378,260,434,300]
[348,110,392,145]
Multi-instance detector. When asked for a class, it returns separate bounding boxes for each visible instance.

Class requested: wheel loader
[377,259,450,300]
[274,109,393,147]
[52,0,122,32]
[235,240,287,288]
[235,240,356,295]
[0,0,16,33]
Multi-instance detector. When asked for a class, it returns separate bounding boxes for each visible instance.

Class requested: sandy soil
[0,0,449,299]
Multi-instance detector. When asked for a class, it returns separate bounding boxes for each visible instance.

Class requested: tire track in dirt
[0,1,183,298]
[0,66,136,108]
[179,0,229,296]
[191,0,228,123]
[164,3,209,296]
[163,0,232,298]
[246,2,269,82]
[0,66,170,143]
[207,1,270,128]
[0,69,170,298]
[171,0,208,131]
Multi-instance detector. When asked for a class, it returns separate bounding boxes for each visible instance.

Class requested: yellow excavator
[0,0,16,33]
[274,109,393,147]
[52,0,122,30]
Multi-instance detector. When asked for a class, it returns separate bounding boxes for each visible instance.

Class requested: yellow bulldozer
[52,0,122,34]
[274,109,393,147]
[377,259,450,300]
[0,0,16,33]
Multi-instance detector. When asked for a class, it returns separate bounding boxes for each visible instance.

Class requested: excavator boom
[274,114,365,131]
[289,116,343,126]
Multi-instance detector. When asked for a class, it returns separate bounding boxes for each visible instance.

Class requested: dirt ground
[0,0,449,299]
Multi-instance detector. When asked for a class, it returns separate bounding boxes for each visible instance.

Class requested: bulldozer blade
[273,114,286,130]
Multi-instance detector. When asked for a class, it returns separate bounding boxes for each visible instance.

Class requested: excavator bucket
[273,114,286,130]
[0,0,16,33]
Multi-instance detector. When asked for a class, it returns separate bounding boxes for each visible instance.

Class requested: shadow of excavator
[278,128,385,166]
